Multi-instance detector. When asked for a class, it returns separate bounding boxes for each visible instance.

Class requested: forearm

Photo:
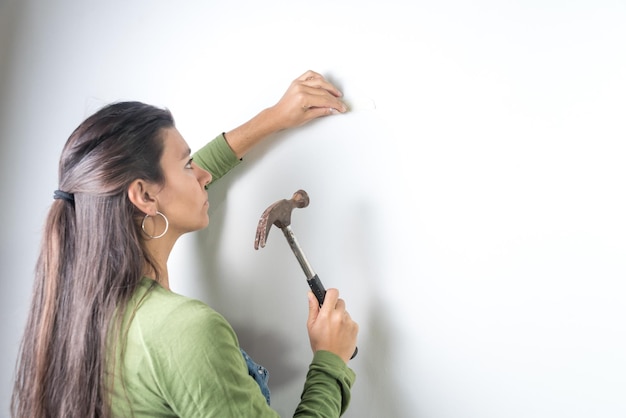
[294,351,356,417]
[224,107,284,159]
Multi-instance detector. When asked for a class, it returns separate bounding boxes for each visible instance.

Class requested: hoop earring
[141,211,169,239]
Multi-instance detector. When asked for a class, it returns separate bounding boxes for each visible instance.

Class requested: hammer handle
[308,274,358,360]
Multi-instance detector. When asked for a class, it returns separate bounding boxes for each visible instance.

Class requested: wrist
[257,105,287,132]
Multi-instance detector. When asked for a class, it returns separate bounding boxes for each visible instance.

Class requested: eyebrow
[181,147,191,159]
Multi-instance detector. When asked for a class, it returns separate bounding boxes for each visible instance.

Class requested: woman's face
[154,127,212,236]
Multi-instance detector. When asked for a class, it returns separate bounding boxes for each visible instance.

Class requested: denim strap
[240,349,271,405]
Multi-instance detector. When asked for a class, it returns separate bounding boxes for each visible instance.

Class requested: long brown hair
[11,102,174,418]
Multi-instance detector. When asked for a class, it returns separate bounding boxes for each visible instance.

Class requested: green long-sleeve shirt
[110,134,356,417]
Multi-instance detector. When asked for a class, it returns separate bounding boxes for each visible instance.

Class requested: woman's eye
[185,158,193,169]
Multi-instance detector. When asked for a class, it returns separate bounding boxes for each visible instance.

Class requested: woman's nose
[193,162,213,188]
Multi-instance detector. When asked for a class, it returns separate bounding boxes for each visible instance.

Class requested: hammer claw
[254,215,269,249]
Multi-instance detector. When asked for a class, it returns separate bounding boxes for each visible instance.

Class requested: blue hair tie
[53,190,74,202]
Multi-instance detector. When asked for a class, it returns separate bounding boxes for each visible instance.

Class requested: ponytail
[12,102,173,418]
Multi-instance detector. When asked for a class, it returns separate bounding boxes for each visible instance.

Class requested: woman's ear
[128,179,158,215]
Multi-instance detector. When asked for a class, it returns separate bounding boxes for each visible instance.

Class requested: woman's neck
[142,233,178,290]
[142,263,170,289]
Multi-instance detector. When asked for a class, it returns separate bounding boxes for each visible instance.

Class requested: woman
[11,71,359,418]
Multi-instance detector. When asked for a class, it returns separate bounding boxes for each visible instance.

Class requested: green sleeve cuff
[192,133,241,183]
[312,350,357,386]
[296,351,356,417]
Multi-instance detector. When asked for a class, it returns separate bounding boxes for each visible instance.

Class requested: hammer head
[254,189,310,250]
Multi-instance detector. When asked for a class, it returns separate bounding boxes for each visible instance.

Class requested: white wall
[1,0,625,416]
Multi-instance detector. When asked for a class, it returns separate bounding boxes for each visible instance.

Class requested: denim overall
[240,349,271,405]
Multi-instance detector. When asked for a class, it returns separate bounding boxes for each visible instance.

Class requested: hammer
[254,189,358,359]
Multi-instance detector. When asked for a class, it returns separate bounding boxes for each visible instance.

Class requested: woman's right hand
[306,288,359,363]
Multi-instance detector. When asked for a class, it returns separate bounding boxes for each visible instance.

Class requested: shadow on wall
[342,201,409,417]
[356,298,410,417]
[231,325,301,388]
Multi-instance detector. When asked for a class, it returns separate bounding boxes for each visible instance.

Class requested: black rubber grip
[308,274,327,306]
[307,274,358,359]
